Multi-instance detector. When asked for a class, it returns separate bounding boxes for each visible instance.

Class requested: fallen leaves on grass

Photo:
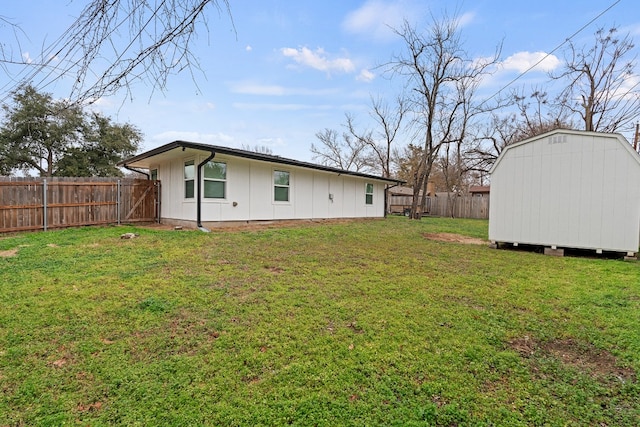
[51,358,67,368]
[77,401,103,412]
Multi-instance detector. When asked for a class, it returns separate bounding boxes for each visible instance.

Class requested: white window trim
[184,158,196,200]
[203,160,227,201]
[365,182,374,205]
[273,169,291,204]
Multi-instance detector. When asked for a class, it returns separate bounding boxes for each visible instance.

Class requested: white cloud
[455,12,475,28]
[356,69,375,82]
[606,74,640,101]
[22,52,33,64]
[281,46,355,74]
[501,51,561,73]
[342,0,416,42]
[245,45,253,52]
[86,97,112,108]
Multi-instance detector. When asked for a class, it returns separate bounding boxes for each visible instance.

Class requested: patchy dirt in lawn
[423,232,487,245]
[509,336,636,383]
[0,249,18,258]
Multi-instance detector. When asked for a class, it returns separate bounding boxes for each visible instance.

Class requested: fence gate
[118,179,159,224]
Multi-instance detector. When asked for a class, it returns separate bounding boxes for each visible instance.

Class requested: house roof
[469,185,490,194]
[388,186,414,196]
[119,141,404,184]
[489,129,640,174]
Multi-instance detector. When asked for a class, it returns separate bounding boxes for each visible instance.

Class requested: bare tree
[388,15,500,219]
[364,96,408,178]
[466,113,521,177]
[312,96,407,180]
[311,127,371,172]
[467,89,573,176]
[552,26,640,133]
[1,1,232,104]
[513,88,573,136]
[240,144,274,155]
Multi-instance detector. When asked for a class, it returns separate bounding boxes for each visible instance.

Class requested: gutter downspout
[196,149,216,232]
[122,164,150,179]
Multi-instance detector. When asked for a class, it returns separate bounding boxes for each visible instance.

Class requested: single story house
[119,141,403,229]
[489,129,640,257]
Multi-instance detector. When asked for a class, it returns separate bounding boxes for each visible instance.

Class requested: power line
[480,0,622,106]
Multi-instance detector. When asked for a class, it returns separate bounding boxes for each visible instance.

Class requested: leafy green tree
[55,113,141,177]
[0,85,84,176]
[0,85,141,177]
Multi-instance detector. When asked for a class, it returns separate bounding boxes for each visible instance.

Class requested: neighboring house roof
[389,186,415,196]
[489,129,640,174]
[119,140,404,184]
[469,185,490,194]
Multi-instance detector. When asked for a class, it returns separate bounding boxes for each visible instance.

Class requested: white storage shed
[488,129,640,257]
[120,141,402,229]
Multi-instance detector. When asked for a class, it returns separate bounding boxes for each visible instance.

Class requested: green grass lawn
[1,216,639,426]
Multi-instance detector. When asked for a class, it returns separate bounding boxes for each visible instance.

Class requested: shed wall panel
[489,131,640,253]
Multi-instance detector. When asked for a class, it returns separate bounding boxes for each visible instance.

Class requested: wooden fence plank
[0,177,159,233]
[390,193,490,219]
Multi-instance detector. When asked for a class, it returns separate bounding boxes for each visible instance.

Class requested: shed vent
[549,135,568,145]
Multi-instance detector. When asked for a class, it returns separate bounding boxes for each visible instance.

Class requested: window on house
[150,169,158,181]
[365,183,374,205]
[274,170,290,202]
[184,160,195,199]
[203,161,226,199]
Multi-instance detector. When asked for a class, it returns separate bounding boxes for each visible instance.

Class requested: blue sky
[1,0,638,162]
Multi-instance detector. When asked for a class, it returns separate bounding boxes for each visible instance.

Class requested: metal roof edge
[119,141,404,184]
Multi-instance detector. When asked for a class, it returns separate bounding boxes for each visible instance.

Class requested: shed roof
[489,129,640,174]
[119,141,404,184]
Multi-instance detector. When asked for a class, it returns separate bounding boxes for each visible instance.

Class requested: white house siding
[151,153,386,223]
[489,130,640,254]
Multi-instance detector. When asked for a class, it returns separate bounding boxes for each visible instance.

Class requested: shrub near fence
[0,177,159,233]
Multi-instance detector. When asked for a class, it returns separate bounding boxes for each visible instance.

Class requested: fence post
[43,179,48,231]
[117,179,121,225]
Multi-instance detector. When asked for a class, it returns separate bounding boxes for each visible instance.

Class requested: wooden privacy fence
[390,194,489,219]
[0,177,159,233]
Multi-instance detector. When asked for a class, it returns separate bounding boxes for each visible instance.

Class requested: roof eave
[119,141,404,184]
